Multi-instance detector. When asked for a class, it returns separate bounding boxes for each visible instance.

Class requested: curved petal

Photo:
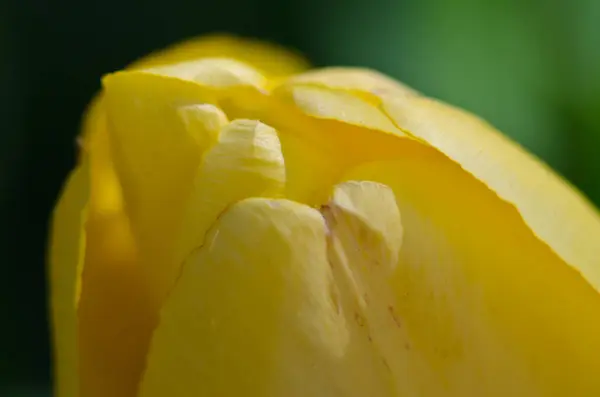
[48,161,89,397]
[174,118,286,264]
[76,107,150,397]
[273,83,404,136]
[273,67,600,292]
[283,67,419,100]
[77,206,144,397]
[128,34,309,78]
[79,34,308,151]
[101,71,219,282]
[139,184,409,396]
[339,144,600,396]
[380,94,600,291]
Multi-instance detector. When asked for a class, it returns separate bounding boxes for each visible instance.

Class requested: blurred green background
[1,0,599,395]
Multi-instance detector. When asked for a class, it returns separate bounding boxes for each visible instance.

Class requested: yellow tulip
[49,34,600,397]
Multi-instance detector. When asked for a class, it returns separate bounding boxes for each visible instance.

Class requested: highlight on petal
[138,198,343,397]
[101,60,273,268]
[48,161,89,397]
[325,181,403,276]
[276,66,600,294]
[379,93,600,290]
[143,58,268,90]
[273,83,403,136]
[139,182,414,397]
[84,100,124,217]
[78,32,308,149]
[176,103,227,152]
[128,34,310,78]
[175,118,286,264]
[284,67,419,100]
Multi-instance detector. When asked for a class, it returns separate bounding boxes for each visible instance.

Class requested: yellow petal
[380,94,600,290]
[276,67,600,291]
[102,71,214,283]
[264,71,416,205]
[139,198,338,397]
[48,161,89,397]
[276,128,344,205]
[176,103,228,150]
[139,186,411,397]
[339,144,600,396]
[129,34,309,78]
[78,34,308,149]
[76,112,150,397]
[284,67,419,99]
[77,93,106,161]
[102,59,284,284]
[175,118,286,264]
[273,83,404,136]
[143,58,268,90]
[84,98,124,217]
[77,207,145,397]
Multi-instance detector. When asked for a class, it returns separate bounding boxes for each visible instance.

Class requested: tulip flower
[49,35,600,397]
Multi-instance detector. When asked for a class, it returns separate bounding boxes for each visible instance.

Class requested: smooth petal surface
[339,147,600,396]
[380,94,600,290]
[128,34,309,78]
[102,71,214,292]
[276,67,600,290]
[49,162,89,397]
[77,203,144,397]
[76,107,149,397]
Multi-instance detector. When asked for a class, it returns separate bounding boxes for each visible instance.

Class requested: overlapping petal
[49,36,600,397]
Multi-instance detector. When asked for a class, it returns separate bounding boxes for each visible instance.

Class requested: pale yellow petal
[263,73,416,206]
[48,161,89,397]
[338,143,600,396]
[174,118,286,264]
[273,83,404,136]
[79,33,308,146]
[143,58,268,90]
[284,67,419,100]
[278,67,600,292]
[140,190,412,397]
[381,94,600,291]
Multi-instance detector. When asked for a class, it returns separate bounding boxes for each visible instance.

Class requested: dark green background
[1,0,599,394]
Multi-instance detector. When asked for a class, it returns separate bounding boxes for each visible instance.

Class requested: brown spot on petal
[388,306,402,328]
[382,358,391,372]
[354,312,365,327]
